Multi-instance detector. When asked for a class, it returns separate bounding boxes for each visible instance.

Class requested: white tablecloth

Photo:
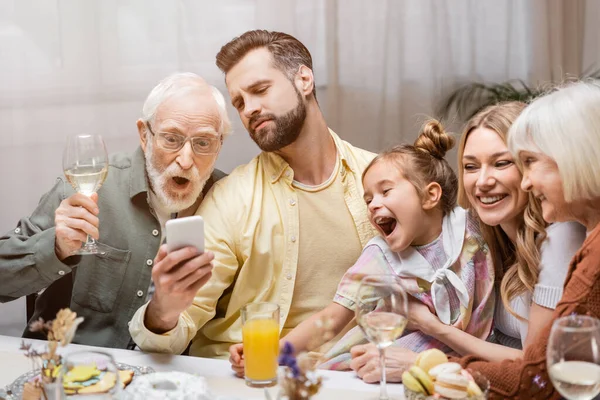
[0,335,405,399]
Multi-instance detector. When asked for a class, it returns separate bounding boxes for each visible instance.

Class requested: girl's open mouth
[375,216,397,236]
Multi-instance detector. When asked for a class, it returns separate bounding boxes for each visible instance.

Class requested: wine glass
[62,351,122,398]
[547,315,600,400]
[63,134,110,255]
[356,274,408,400]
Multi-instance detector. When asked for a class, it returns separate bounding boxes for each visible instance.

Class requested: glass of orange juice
[241,302,280,388]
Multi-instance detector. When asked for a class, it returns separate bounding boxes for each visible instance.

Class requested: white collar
[370,207,469,324]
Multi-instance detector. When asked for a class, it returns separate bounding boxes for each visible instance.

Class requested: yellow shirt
[129,130,376,357]
[282,155,363,336]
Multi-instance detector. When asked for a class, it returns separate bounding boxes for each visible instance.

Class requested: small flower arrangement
[276,317,335,400]
[21,308,84,400]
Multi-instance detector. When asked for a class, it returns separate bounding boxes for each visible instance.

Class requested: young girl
[229,120,495,373]
[404,102,586,357]
[349,103,586,385]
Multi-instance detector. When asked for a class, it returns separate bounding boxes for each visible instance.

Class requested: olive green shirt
[0,147,224,349]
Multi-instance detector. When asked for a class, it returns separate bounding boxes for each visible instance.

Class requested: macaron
[411,366,435,394]
[402,370,425,394]
[434,372,469,399]
[414,348,449,373]
[402,366,434,395]
[428,362,462,379]
[467,380,483,396]
[460,368,483,396]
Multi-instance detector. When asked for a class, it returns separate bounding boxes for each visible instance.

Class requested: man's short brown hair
[216,30,316,97]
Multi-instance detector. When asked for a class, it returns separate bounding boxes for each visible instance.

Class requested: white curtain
[325,0,600,164]
[0,0,329,335]
[1,0,599,335]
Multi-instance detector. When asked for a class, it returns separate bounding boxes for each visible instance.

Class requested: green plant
[436,68,600,123]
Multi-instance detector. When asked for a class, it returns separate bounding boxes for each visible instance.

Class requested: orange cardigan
[458,222,600,399]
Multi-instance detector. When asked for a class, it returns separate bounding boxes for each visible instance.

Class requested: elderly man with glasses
[0,73,230,349]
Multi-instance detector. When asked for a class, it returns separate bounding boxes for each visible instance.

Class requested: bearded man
[0,73,229,349]
[130,30,377,358]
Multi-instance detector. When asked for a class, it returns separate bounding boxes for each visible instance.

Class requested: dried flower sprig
[28,308,83,363]
[279,342,300,378]
[277,316,335,400]
[20,341,45,359]
[278,342,323,400]
[21,308,84,400]
[20,341,46,374]
[48,309,84,346]
[28,318,53,335]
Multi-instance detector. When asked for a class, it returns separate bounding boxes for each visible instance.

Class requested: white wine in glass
[356,274,408,400]
[547,315,600,400]
[63,134,110,255]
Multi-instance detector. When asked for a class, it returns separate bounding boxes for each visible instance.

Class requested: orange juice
[242,318,280,381]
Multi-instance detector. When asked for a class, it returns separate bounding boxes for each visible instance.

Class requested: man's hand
[350,343,417,383]
[229,343,245,378]
[54,193,99,260]
[144,244,214,333]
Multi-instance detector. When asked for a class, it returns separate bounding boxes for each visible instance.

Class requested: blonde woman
[349,102,585,383]
[450,102,585,354]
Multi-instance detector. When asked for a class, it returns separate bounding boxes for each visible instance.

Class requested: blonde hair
[457,102,547,320]
[363,119,457,216]
[508,80,600,202]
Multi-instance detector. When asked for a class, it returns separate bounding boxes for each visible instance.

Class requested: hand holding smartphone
[165,216,205,254]
[146,215,212,334]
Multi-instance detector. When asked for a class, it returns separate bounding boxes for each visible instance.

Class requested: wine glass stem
[85,234,96,246]
[379,347,388,400]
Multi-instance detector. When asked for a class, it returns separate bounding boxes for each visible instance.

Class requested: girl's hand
[228,343,245,378]
[349,343,417,383]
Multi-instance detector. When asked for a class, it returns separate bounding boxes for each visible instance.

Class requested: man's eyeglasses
[146,122,221,155]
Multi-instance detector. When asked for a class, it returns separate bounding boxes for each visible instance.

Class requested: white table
[0,335,405,399]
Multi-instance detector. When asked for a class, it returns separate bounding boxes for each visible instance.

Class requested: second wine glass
[547,315,600,400]
[63,134,109,255]
[356,274,408,400]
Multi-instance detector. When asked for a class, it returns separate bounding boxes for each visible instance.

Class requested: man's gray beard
[144,139,211,214]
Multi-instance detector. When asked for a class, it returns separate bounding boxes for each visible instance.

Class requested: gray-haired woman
[462,80,600,399]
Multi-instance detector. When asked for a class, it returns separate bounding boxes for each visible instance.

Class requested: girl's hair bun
[414,119,455,159]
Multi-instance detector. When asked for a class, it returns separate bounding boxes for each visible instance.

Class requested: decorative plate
[120,371,246,400]
[4,362,154,399]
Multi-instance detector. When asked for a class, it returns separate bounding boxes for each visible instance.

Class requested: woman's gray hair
[508,80,600,202]
[141,72,232,137]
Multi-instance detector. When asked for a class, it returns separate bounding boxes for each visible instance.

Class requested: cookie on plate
[119,370,135,387]
[76,371,117,395]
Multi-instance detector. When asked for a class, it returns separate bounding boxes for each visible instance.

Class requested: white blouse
[493,221,587,348]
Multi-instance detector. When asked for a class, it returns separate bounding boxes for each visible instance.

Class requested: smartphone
[165,216,205,254]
